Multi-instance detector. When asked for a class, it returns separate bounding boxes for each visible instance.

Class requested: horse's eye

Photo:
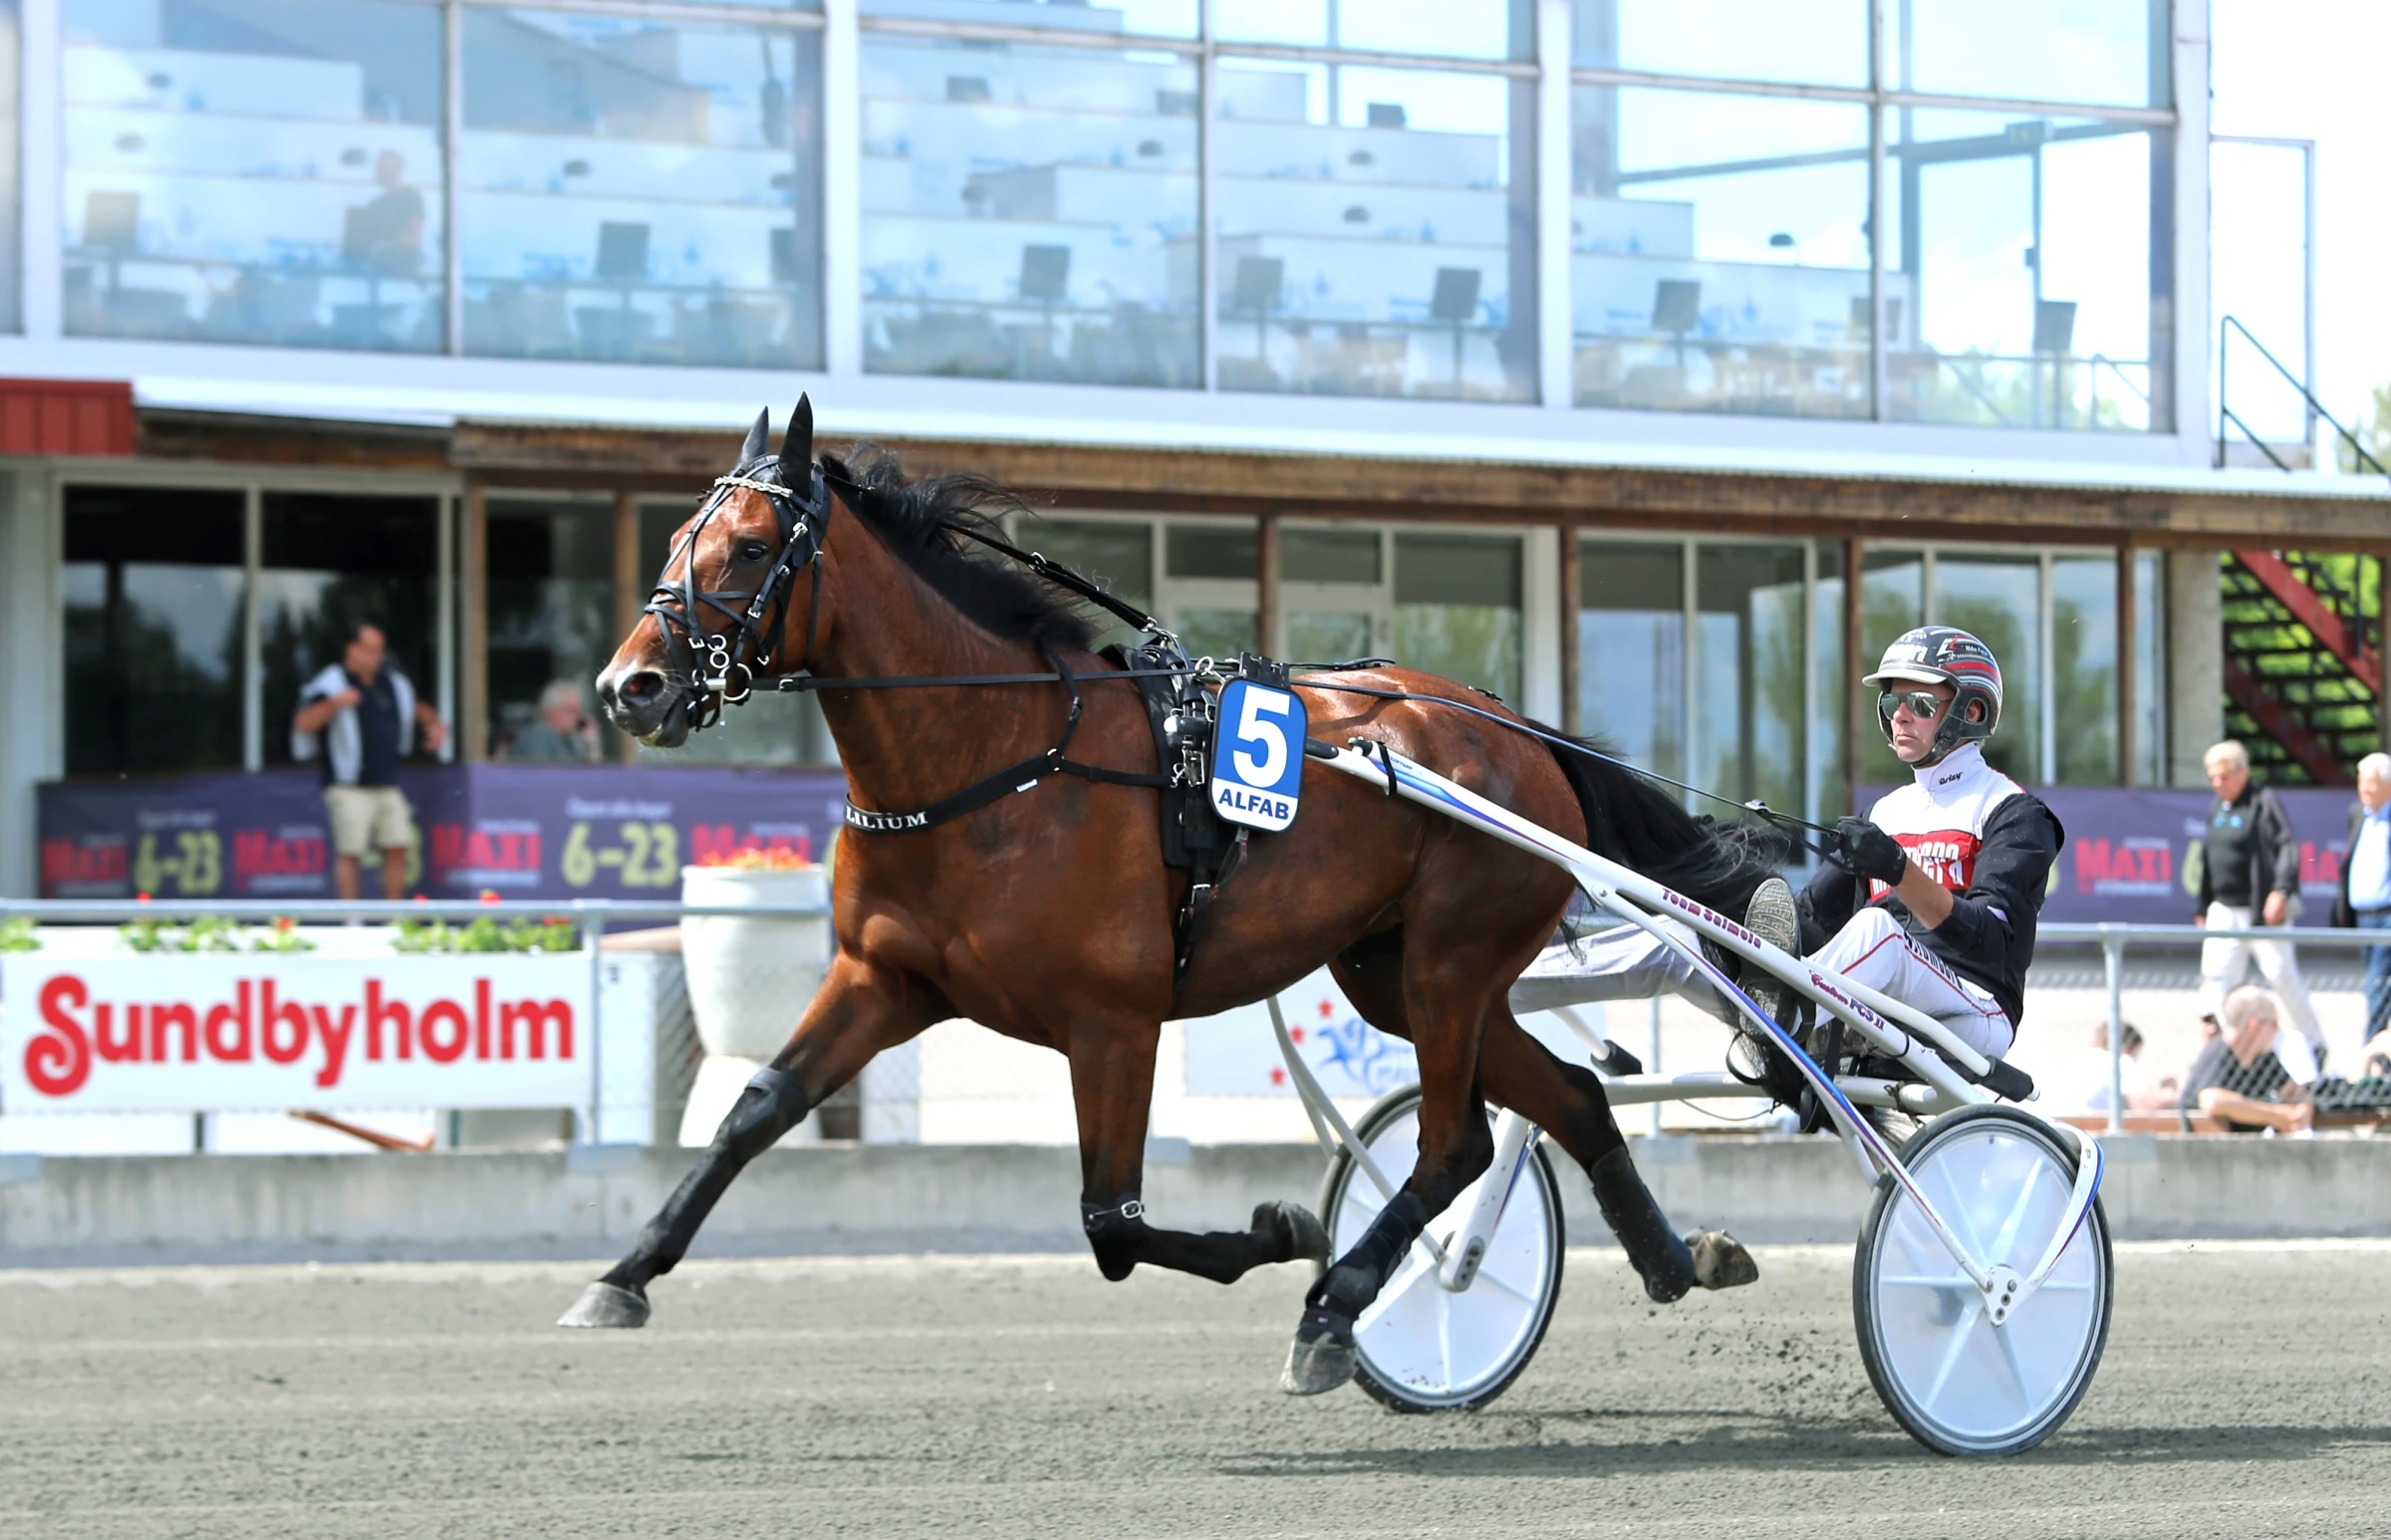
[737,541,770,563]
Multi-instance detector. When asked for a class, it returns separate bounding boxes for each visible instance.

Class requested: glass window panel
[1177,609,1256,660]
[1214,61,1536,402]
[1695,543,1804,819]
[62,486,245,777]
[1395,534,1520,702]
[486,501,613,761]
[1167,522,1256,579]
[64,0,445,350]
[863,0,1195,38]
[1575,0,1868,89]
[2051,554,2118,785]
[1883,109,2162,431]
[2134,550,2164,787]
[462,11,823,370]
[2210,139,2310,453]
[1573,89,1870,418]
[1812,540,1845,819]
[1932,554,2039,785]
[1287,611,1373,662]
[862,35,1196,386]
[1578,539,1682,780]
[1860,548,1921,785]
[1890,0,2165,110]
[1215,0,1528,63]
[1282,527,1380,585]
[259,494,440,770]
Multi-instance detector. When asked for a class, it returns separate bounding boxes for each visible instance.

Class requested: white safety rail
[2040,920,2391,1136]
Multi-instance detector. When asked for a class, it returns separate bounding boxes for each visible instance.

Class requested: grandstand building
[0,0,2382,898]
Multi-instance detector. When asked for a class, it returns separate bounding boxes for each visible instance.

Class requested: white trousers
[2200,900,2326,1071]
[1508,905,2016,1059]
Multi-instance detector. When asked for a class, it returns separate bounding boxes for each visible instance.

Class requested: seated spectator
[506,679,601,763]
[2179,985,2314,1135]
[2068,1022,2178,1115]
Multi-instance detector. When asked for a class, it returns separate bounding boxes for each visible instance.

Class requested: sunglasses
[1877,690,1947,722]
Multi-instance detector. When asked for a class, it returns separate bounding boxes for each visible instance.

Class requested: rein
[656,422,1835,857]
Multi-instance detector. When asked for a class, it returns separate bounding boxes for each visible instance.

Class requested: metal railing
[2217,315,2389,481]
[6,902,2386,1147]
[2042,920,2391,1137]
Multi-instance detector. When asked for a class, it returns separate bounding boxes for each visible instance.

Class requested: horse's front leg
[558,955,933,1328]
[1068,1017,1329,1285]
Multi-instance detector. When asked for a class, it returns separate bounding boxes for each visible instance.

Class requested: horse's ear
[738,406,769,466]
[780,394,813,467]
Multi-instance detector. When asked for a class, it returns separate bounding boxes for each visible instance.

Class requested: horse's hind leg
[558,956,931,1328]
[1282,928,1501,1395]
[1067,1018,1329,1285]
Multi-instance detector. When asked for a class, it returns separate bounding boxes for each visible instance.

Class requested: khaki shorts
[325,785,416,860]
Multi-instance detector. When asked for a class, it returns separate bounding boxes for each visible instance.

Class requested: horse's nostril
[621,671,664,702]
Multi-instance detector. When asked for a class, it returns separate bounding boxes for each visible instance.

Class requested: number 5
[1232,688,1291,786]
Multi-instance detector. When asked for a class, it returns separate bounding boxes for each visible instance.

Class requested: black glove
[1834,817,1907,887]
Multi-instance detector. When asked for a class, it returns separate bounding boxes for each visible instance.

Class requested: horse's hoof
[1688,1229,1759,1290]
[557,1280,650,1329]
[1255,1199,1331,1264]
[1278,1308,1358,1396]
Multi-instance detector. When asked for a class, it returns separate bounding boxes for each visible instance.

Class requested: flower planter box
[675,865,833,1146]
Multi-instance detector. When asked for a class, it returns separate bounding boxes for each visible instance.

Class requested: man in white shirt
[2340,753,2391,1067]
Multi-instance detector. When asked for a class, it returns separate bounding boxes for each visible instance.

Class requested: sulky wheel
[1852,1104,2113,1456]
[1315,1086,1566,1412]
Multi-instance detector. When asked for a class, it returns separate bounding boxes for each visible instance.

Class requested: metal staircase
[2213,319,2388,785]
[2221,552,2377,784]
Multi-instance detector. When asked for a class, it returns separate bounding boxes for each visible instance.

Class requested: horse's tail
[1528,719,1772,921]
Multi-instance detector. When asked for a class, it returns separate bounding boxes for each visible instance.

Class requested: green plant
[391,915,578,954]
[0,916,38,952]
[249,917,317,954]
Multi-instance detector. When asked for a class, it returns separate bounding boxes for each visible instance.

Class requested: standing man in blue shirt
[2337,752,2391,1065]
[293,623,448,900]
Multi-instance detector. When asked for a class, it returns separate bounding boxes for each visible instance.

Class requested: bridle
[642,433,832,739]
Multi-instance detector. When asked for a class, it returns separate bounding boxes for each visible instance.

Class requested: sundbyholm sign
[2,954,592,1114]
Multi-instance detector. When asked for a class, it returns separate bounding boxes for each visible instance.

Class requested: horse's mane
[813,442,1099,650]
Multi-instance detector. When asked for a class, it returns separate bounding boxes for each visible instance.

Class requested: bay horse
[565,402,1773,1392]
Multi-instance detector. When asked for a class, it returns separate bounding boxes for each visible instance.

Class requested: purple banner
[39,764,848,903]
[1860,784,2360,925]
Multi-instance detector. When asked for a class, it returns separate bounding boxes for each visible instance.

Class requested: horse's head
[597,399,827,748]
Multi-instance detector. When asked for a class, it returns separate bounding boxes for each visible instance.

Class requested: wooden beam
[1255,511,1280,659]
[613,489,643,763]
[459,484,488,763]
[1842,536,1865,815]
[444,421,2391,549]
[1558,521,1582,735]
[2117,541,2137,786]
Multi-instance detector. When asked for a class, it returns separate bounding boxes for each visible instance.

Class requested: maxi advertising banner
[1,953,592,1114]
[37,765,849,903]
[1860,784,2364,927]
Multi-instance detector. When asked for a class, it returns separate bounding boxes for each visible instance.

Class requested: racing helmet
[1862,626,2001,764]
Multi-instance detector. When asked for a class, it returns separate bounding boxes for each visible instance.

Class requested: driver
[1512,626,2063,1064]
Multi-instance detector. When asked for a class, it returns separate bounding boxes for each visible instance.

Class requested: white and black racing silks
[1796,741,2065,1030]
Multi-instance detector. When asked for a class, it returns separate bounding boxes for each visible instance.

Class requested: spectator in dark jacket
[2196,740,2325,1071]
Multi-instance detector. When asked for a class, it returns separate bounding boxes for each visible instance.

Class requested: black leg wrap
[717,1066,811,1162]
[1303,1191,1427,1320]
[1589,1147,1695,1304]
[1082,1192,1147,1282]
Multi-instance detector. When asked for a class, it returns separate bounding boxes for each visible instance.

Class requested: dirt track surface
[4,1242,2389,1539]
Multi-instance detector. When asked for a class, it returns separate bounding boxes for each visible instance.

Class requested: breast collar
[641,454,831,735]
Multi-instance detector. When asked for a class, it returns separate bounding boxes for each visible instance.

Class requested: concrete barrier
[3,1135,2389,1266]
